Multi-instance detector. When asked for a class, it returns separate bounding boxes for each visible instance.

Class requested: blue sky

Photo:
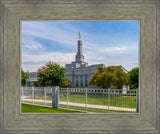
[21,21,139,72]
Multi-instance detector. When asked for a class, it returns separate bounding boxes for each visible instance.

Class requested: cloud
[21,21,78,48]
[22,51,75,72]
[21,21,139,71]
[23,40,43,50]
[100,46,128,54]
[22,64,43,72]
[83,43,138,71]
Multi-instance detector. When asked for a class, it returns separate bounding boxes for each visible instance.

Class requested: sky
[21,21,139,72]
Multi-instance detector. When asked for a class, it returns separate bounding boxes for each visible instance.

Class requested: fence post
[67,88,69,109]
[52,86,59,108]
[136,88,139,113]
[108,88,110,112]
[44,87,46,105]
[32,87,34,104]
[85,88,87,112]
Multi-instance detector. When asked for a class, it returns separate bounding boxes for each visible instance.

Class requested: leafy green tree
[62,80,71,88]
[33,82,41,87]
[128,67,139,89]
[21,69,29,86]
[37,61,66,87]
[89,66,129,89]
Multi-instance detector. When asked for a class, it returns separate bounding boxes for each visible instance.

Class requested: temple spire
[75,32,84,62]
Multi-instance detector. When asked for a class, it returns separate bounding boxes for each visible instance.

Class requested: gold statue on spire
[79,31,81,39]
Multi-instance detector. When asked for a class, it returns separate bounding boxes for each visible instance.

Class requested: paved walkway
[22,98,136,112]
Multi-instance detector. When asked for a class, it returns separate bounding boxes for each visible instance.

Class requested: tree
[37,61,66,87]
[33,81,41,87]
[62,80,71,88]
[89,66,129,89]
[21,69,29,86]
[128,67,139,89]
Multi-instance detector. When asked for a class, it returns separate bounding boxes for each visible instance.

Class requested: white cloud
[22,64,42,72]
[101,46,128,54]
[21,21,78,48]
[24,41,43,50]
[21,36,44,54]
[22,51,75,72]
[83,43,138,71]
[21,21,139,72]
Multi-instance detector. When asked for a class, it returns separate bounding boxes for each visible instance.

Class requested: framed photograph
[1,0,159,133]
[21,21,139,114]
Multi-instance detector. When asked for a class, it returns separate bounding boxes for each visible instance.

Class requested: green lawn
[27,93,136,109]
[59,94,136,108]
[22,103,84,113]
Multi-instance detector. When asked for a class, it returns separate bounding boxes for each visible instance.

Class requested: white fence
[21,87,138,113]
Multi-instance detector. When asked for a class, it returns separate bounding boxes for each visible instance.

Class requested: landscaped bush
[28,96,32,99]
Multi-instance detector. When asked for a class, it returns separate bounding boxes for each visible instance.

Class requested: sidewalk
[22,98,136,112]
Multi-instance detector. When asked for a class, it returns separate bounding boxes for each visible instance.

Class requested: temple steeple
[75,32,84,62]
[65,32,88,68]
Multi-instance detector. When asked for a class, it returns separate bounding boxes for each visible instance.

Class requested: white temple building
[64,36,127,88]
[26,33,128,89]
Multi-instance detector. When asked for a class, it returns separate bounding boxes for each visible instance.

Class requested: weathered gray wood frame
[1,0,159,133]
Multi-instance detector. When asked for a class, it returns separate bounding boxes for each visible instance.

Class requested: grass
[22,103,84,113]
[59,94,136,108]
[27,94,136,109]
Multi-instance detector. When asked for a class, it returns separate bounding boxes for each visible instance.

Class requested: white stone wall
[65,64,103,88]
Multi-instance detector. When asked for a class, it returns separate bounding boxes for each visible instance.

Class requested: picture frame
[1,0,159,133]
